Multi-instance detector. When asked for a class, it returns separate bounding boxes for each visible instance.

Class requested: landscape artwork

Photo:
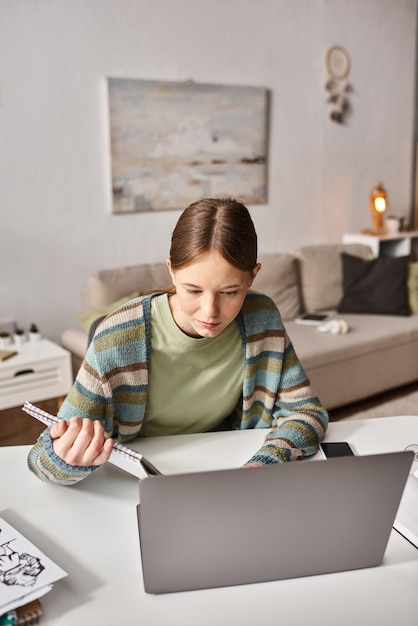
[107,78,269,212]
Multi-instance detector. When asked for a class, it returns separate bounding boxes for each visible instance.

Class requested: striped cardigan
[28,292,328,485]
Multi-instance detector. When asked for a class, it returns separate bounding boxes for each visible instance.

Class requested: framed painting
[107,78,269,212]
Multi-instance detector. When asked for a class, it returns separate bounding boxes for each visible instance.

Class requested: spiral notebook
[393,474,418,548]
[22,402,162,478]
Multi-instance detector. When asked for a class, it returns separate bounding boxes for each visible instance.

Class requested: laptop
[137,450,413,594]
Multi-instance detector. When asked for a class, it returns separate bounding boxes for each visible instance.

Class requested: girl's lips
[197,320,221,329]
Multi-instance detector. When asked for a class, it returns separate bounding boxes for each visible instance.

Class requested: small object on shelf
[13,328,27,346]
[0,332,12,348]
[385,215,400,234]
[0,349,17,362]
[28,323,41,341]
[369,182,389,234]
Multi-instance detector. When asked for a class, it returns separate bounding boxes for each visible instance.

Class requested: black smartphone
[296,312,333,325]
[321,442,355,458]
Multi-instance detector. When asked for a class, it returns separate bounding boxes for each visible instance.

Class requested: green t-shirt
[141,294,243,436]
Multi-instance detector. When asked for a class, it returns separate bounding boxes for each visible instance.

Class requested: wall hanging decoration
[107,78,269,212]
[324,45,352,124]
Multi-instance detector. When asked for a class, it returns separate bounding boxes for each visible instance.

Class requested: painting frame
[107,78,269,213]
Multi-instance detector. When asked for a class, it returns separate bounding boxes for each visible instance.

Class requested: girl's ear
[248,263,262,287]
[166,259,175,284]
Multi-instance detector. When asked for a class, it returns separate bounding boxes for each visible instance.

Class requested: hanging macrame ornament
[324,45,352,124]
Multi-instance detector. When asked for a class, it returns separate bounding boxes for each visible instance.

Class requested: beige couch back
[81,243,372,321]
[256,243,371,318]
[82,263,171,310]
[296,243,372,312]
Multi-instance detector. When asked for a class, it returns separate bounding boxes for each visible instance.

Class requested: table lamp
[369,182,388,235]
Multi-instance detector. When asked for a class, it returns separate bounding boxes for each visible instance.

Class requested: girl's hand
[50,417,114,467]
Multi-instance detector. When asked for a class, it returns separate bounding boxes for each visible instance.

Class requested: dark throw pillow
[338,253,410,316]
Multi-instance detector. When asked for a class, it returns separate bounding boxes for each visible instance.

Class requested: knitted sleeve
[27,428,100,485]
[27,296,150,485]
[246,334,328,464]
[239,294,328,464]
[26,338,110,485]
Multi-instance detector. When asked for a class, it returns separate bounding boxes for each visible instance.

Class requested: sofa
[61,243,418,410]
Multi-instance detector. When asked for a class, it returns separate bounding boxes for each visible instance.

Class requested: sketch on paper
[107,78,269,212]
[0,518,67,614]
[0,540,44,588]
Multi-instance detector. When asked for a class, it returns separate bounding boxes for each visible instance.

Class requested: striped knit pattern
[27,292,328,484]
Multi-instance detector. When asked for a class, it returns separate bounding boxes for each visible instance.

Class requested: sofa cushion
[254,253,301,320]
[286,313,418,408]
[338,253,410,316]
[296,244,372,312]
[76,291,141,332]
[408,262,418,314]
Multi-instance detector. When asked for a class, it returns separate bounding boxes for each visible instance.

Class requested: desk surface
[1,416,418,626]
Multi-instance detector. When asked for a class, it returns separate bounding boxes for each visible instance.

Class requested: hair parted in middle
[169,196,258,273]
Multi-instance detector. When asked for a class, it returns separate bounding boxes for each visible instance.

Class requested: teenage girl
[28,196,328,484]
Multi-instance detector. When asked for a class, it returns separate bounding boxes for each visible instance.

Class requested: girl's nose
[201,294,219,318]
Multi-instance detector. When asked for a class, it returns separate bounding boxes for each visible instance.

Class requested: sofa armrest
[61,328,88,359]
[61,328,88,379]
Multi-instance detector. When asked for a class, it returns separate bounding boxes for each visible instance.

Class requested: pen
[22,401,162,477]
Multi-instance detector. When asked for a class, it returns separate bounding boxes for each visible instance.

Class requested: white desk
[1,416,418,626]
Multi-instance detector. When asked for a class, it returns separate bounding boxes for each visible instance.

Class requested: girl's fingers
[49,420,68,440]
[52,417,111,467]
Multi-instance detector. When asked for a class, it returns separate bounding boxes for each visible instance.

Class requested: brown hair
[169,196,258,272]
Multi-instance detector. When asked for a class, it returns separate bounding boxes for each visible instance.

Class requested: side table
[0,339,73,411]
[342,230,418,257]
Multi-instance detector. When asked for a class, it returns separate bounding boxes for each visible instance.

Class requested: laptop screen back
[138,451,412,594]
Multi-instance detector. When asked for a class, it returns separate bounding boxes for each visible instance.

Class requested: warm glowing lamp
[369,182,388,234]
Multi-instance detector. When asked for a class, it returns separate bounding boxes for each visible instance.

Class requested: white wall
[0,0,417,343]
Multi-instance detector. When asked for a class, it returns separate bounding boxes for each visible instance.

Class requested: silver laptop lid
[138,451,412,594]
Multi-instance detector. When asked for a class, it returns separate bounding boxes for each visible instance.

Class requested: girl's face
[167,250,261,338]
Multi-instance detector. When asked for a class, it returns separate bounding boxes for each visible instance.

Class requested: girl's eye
[185,289,238,296]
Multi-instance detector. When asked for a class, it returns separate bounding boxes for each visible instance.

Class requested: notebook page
[393,474,418,548]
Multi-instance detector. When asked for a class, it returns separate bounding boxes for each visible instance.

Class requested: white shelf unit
[342,231,418,258]
[0,338,72,410]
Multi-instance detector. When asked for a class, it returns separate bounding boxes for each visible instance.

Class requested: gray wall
[1,0,417,342]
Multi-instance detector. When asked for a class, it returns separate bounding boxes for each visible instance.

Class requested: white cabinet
[342,231,418,257]
[0,339,72,410]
